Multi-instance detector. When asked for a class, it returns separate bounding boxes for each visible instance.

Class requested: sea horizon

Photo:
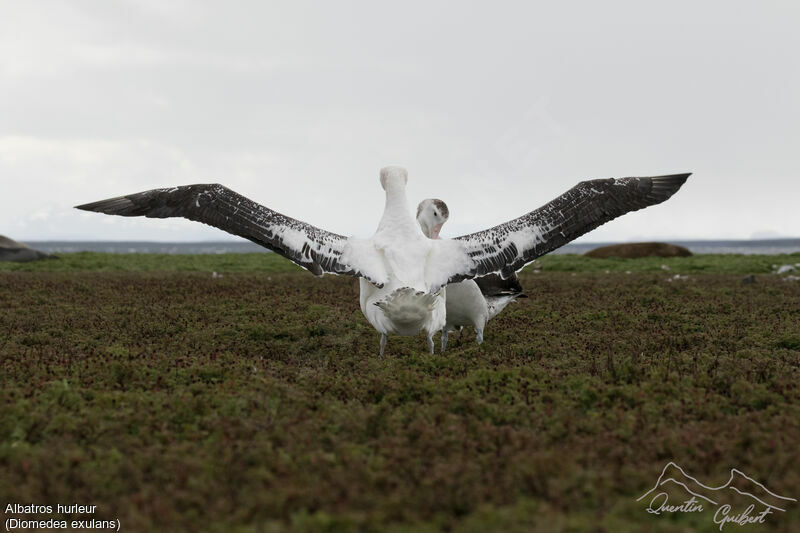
[23,237,800,256]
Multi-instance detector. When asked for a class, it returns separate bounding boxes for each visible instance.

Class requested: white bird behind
[417,198,525,351]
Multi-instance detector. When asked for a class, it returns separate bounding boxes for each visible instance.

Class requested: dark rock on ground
[584,242,692,259]
[0,235,54,262]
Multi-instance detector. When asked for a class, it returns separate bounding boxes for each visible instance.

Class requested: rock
[776,264,796,274]
[0,235,53,262]
[584,242,692,259]
[742,274,756,284]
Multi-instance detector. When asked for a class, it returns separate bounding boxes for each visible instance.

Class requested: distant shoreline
[22,238,800,256]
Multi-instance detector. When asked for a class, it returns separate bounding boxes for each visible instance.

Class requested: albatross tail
[374,287,439,335]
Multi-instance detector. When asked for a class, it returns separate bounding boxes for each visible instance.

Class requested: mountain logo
[637,462,796,529]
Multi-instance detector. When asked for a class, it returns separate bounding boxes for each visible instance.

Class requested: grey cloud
[1,1,798,241]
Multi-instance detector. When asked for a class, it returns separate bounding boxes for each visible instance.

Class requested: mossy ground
[1,253,799,531]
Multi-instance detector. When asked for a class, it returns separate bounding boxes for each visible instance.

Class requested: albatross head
[380,166,408,191]
[416,198,449,239]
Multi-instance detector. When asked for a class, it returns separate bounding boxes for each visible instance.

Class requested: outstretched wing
[428,174,689,290]
[76,183,386,286]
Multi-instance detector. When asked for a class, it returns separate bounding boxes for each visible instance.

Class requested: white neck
[377,182,418,235]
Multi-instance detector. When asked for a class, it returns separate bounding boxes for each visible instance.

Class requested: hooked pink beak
[431,223,443,239]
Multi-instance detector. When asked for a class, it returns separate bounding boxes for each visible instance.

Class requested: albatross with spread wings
[76,166,689,356]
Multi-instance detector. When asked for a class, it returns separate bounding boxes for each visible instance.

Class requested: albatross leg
[426,333,434,355]
[441,329,449,353]
[476,328,484,345]
[379,333,387,357]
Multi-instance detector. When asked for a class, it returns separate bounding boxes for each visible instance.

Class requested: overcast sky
[2,1,798,243]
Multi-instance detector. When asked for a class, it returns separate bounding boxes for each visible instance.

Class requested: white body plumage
[350,167,447,354]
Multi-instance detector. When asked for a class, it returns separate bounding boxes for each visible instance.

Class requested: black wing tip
[74,196,134,214]
[652,172,691,184]
[639,172,691,202]
[75,200,104,212]
[75,184,225,213]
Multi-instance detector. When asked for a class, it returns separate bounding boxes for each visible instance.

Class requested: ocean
[26,239,800,256]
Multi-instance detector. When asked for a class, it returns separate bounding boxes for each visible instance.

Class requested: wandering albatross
[76,166,690,356]
[416,198,526,351]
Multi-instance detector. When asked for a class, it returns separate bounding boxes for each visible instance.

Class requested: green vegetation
[1,250,798,274]
[538,251,800,274]
[1,253,799,531]
[0,251,303,273]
